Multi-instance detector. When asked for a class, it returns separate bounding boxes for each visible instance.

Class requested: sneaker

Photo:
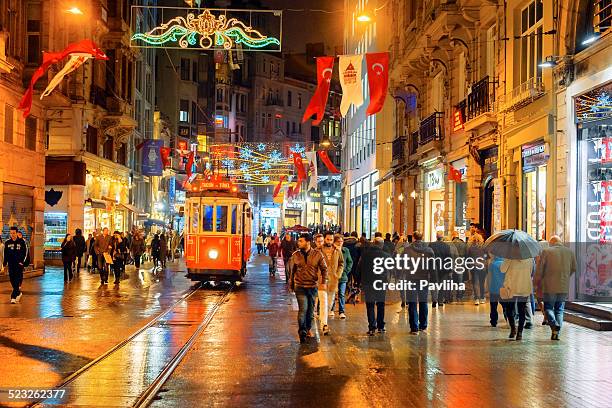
[509,328,517,338]
[367,330,376,336]
[474,300,480,305]
[322,325,330,336]
[15,293,22,303]
[10,298,16,304]
[480,299,486,304]
[339,313,346,319]
[329,311,335,317]
[410,330,419,335]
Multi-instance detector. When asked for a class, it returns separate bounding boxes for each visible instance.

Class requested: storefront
[451,158,469,240]
[424,167,445,241]
[347,172,378,237]
[479,147,500,237]
[574,81,612,301]
[261,206,281,234]
[521,141,549,241]
[306,192,323,226]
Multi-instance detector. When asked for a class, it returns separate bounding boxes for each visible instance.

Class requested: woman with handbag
[111,231,128,285]
[499,257,535,340]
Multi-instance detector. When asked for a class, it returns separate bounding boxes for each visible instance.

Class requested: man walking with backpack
[3,227,29,304]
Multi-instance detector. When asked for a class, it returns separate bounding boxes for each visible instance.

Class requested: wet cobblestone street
[0,256,610,407]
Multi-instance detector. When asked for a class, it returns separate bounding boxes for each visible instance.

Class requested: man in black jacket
[404,231,435,334]
[343,232,360,285]
[73,228,86,275]
[3,227,28,303]
[429,231,455,307]
[358,237,390,335]
[280,233,298,283]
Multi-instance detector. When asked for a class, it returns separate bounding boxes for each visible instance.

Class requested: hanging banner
[19,39,108,118]
[339,54,364,116]
[142,140,163,176]
[302,56,335,126]
[318,150,340,174]
[273,176,286,198]
[365,52,389,116]
[186,151,195,179]
[305,151,318,191]
[160,147,172,168]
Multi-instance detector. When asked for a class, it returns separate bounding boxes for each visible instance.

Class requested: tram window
[191,203,200,233]
[231,204,238,234]
[216,205,228,232]
[203,205,214,231]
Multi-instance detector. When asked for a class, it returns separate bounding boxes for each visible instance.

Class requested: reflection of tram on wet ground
[184,176,252,282]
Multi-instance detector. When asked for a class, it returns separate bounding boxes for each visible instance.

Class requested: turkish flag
[302,56,335,126]
[318,150,340,174]
[160,147,172,168]
[273,176,286,198]
[293,153,307,182]
[449,165,463,182]
[365,52,389,116]
[19,39,108,118]
[186,152,195,179]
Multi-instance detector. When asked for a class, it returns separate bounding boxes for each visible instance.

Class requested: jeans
[63,261,73,280]
[366,301,385,331]
[543,293,567,331]
[8,264,24,299]
[295,286,318,336]
[283,257,291,283]
[317,288,329,327]
[408,289,429,331]
[134,254,141,269]
[269,256,277,273]
[97,254,109,282]
[454,272,465,300]
[489,294,502,326]
[472,268,486,300]
[76,255,83,274]
[330,281,347,314]
[113,259,124,282]
[504,298,527,331]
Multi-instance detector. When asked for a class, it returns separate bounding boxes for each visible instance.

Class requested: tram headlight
[208,249,219,259]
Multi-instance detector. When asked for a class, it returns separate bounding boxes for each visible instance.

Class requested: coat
[73,234,86,256]
[319,245,344,290]
[339,246,353,283]
[343,237,360,276]
[61,240,77,264]
[94,234,112,256]
[404,241,435,281]
[159,237,168,258]
[289,247,328,289]
[111,238,128,262]
[280,238,297,259]
[357,245,389,302]
[488,257,505,295]
[500,258,534,298]
[131,238,146,256]
[535,243,576,295]
[151,238,161,257]
[268,241,281,257]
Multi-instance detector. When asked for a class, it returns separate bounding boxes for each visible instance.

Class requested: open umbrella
[484,229,543,260]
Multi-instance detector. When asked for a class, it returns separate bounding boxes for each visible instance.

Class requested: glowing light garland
[131,9,280,50]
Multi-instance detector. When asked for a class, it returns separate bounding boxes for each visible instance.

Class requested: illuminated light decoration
[262,161,272,170]
[257,143,266,152]
[262,175,270,183]
[239,163,249,172]
[131,9,280,50]
[289,144,306,155]
[270,150,282,162]
[575,83,612,123]
[453,108,464,132]
[239,147,253,160]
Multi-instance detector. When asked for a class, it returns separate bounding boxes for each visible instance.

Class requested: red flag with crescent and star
[302,56,335,126]
[365,52,389,116]
[318,150,340,174]
[273,176,286,198]
[293,152,307,183]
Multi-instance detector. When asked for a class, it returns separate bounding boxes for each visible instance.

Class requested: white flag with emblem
[339,54,364,116]
[305,151,318,191]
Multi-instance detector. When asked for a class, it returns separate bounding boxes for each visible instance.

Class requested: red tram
[184,176,252,281]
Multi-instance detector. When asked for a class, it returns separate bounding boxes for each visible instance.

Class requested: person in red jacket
[267,234,281,277]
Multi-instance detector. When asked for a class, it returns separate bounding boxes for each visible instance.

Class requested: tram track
[27,282,234,407]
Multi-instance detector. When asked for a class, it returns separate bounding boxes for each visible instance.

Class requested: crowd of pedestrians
[280,226,576,344]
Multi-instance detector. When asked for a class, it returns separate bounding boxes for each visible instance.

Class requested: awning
[85,198,108,209]
[119,203,143,213]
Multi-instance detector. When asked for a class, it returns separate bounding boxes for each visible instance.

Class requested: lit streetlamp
[65,6,84,15]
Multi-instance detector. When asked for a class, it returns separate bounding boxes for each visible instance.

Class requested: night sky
[263,0,344,54]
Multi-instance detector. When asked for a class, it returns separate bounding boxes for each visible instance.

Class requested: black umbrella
[483,229,543,260]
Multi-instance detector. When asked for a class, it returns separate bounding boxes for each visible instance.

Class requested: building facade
[342,0,394,238]
[0,0,46,273]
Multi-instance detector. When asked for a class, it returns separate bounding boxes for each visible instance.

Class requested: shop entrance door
[482,178,494,238]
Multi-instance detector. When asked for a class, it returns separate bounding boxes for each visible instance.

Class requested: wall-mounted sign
[261,207,281,218]
[425,168,444,191]
[453,108,464,131]
[522,142,549,171]
[324,197,339,205]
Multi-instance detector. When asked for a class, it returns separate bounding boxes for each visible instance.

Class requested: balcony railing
[409,131,419,155]
[419,112,444,145]
[467,75,495,120]
[499,77,545,112]
[392,136,405,162]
